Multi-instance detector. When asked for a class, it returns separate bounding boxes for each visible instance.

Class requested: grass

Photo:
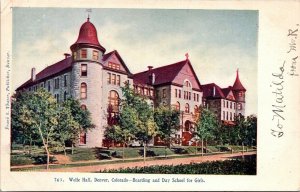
[69,148,98,162]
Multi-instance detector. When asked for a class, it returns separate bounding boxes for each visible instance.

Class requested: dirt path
[43,151,256,173]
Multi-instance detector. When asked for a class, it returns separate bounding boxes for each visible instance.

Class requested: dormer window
[93,50,99,60]
[81,49,87,58]
[73,52,77,59]
[108,62,120,70]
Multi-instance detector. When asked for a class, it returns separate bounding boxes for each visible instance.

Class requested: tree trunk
[122,142,125,161]
[63,143,67,156]
[242,142,245,160]
[71,143,74,155]
[143,141,146,165]
[201,139,204,156]
[29,136,32,155]
[37,124,50,170]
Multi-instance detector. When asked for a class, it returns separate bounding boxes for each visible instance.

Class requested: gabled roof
[201,83,225,99]
[221,86,233,97]
[132,59,201,89]
[16,57,73,91]
[102,50,132,75]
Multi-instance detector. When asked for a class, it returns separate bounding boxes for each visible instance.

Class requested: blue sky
[13,8,258,115]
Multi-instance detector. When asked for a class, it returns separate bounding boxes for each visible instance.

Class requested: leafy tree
[154,106,180,157]
[121,84,158,163]
[13,88,59,169]
[195,107,218,156]
[104,106,138,160]
[61,99,94,154]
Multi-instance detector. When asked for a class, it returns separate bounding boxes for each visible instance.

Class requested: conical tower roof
[232,69,246,91]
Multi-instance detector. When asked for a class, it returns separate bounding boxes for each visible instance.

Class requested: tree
[195,108,218,156]
[14,88,59,169]
[11,92,40,153]
[104,106,138,160]
[154,106,180,157]
[61,99,94,154]
[121,84,158,163]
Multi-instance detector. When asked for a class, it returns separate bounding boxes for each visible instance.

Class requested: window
[108,62,120,70]
[55,94,59,103]
[237,103,242,110]
[226,111,228,120]
[54,78,59,89]
[64,75,67,87]
[193,93,196,101]
[144,88,149,96]
[41,82,44,88]
[230,112,232,121]
[162,89,166,98]
[108,90,119,113]
[64,91,68,101]
[92,50,99,60]
[179,90,181,98]
[238,91,243,97]
[81,64,87,77]
[47,81,51,92]
[175,101,180,111]
[175,89,178,97]
[81,105,87,110]
[29,87,31,91]
[185,103,190,113]
[223,100,225,107]
[188,92,191,100]
[234,103,236,109]
[150,89,154,97]
[73,52,77,59]
[226,101,228,108]
[223,111,225,120]
[108,73,111,84]
[194,105,198,114]
[81,49,87,58]
[184,120,191,132]
[197,94,199,102]
[80,83,87,99]
[116,75,120,86]
[185,81,191,87]
[230,102,232,109]
[112,74,116,85]
[80,132,86,144]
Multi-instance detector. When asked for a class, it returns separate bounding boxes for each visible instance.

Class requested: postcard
[1,0,299,191]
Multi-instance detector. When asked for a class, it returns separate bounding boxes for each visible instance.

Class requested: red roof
[132,59,188,86]
[102,50,132,75]
[232,70,246,91]
[16,57,72,90]
[70,18,106,52]
[221,86,232,97]
[201,83,225,99]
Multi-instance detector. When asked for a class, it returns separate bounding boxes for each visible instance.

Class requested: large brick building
[16,18,246,147]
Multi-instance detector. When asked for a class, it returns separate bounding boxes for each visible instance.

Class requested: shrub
[100,155,256,175]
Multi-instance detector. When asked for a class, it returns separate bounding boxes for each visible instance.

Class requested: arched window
[81,105,87,110]
[184,120,191,132]
[108,90,119,113]
[194,105,198,114]
[185,103,190,113]
[185,81,191,88]
[80,83,87,99]
[175,101,180,111]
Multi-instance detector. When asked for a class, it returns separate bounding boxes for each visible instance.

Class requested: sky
[12,8,258,116]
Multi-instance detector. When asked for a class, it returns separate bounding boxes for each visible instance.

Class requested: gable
[103,53,126,72]
[172,61,201,90]
[226,90,236,101]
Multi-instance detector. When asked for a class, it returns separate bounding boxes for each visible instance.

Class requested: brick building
[16,18,246,147]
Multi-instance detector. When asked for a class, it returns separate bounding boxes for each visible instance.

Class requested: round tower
[232,69,246,116]
[70,17,105,147]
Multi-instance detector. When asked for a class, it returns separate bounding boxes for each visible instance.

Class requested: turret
[232,69,246,116]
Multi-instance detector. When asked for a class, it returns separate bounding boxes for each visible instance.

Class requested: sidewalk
[35,151,256,172]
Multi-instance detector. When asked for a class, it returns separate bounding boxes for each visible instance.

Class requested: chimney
[147,66,155,85]
[64,53,71,59]
[213,86,216,96]
[31,67,36,82]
